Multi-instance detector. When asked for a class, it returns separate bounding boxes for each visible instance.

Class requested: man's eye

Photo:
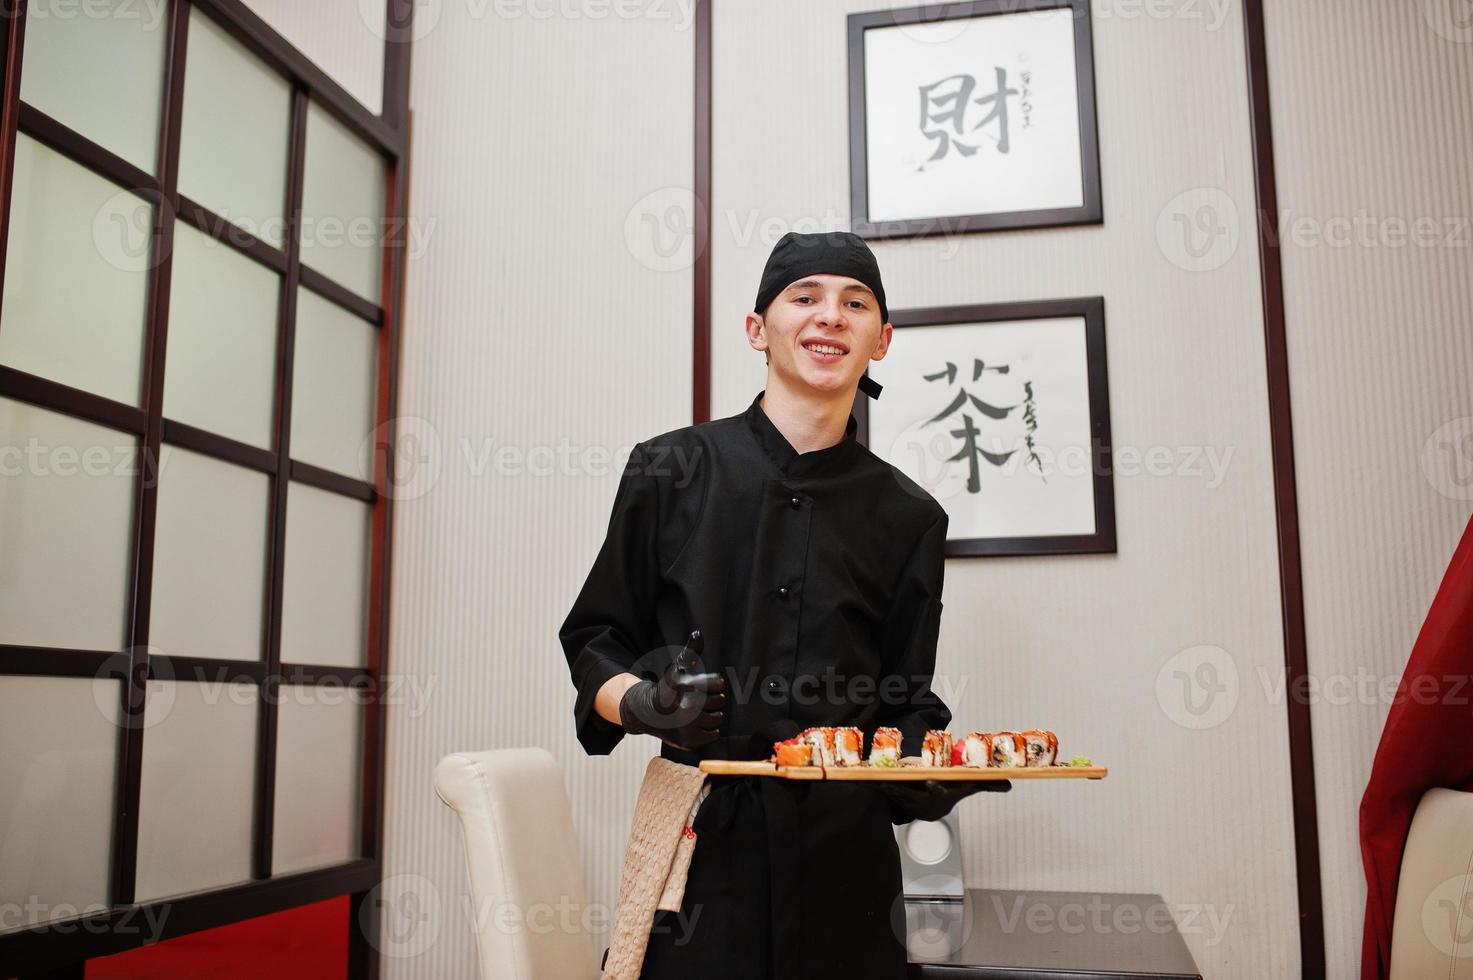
[794,295,813,303]
[848,300,867,309]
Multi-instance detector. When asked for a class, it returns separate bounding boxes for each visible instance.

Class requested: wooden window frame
[0,0,413,975]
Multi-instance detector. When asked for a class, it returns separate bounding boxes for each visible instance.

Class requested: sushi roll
[833,727,863,766]
[772,737,812,767]
[1022,729,1059,768]
[954,732,990,768]
[921,730,953,767]
[987,732,1026,768]
[868,726,902,766]
[800,727,837,767]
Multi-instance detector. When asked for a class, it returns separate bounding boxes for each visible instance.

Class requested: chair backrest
[1389,787,1473,979]
[433,747,599,980]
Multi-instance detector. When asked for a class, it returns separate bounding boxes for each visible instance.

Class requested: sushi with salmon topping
[1022,729,1059,767]
[868,726,902,766]
[921,730,953,767]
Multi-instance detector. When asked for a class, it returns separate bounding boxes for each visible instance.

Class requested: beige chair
[433,747,601,980]
[1389,788,1473,979]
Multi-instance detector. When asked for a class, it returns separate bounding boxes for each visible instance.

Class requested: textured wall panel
[1262,3,1473,977]
[711,2,1297,977]
[383,5,694,978]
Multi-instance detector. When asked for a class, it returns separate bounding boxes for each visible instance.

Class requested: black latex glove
[618,630,727,750]
[880,777,1012,824]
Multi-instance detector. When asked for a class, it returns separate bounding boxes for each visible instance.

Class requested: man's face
[744,274,893,398]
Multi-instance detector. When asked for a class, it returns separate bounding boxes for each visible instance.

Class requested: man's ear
[744,311,768,355]
[871,321,894,361]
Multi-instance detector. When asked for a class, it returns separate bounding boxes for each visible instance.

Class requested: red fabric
[1359,513,1473,980]
[86,895,348,979]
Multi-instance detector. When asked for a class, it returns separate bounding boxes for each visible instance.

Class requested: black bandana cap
[753,230,887,399]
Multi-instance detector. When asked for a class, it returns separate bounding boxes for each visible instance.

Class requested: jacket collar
[743,389,859,477]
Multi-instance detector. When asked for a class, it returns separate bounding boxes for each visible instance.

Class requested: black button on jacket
[559,389,952,980]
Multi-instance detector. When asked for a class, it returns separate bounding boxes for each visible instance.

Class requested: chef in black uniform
[559,231,1008,980]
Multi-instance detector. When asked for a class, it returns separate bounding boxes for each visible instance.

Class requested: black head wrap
[752,231,887,399]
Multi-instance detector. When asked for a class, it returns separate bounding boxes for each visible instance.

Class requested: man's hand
[879,777,1011,824]
[618,630,727,750]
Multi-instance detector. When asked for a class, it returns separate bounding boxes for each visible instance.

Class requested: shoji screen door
[0,0,411,973]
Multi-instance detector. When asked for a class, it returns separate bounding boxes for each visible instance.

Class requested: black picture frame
[856,296,1115,558]
[847,0,1103,240]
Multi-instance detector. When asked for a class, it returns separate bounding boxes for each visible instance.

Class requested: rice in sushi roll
[800,727,837,767]
[921,730,953,767]
[833,727,863,766]
[868,726,902,766]
[1022,729,1059,767]
[953,732,990,768]
[987,732,1026,768]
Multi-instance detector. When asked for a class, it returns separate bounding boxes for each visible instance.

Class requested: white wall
[243,1,1473,977]
[711,2,1298,976]
[1264,3,1473,977]
[385,4,695,976]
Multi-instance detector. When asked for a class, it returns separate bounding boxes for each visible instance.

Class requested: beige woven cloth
[600,757,710,980]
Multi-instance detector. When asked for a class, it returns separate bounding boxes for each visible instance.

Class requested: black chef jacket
[559,389,953,980]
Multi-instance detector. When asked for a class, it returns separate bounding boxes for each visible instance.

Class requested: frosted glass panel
[135,680,257,902]
[150,446,270,662]
[0,398,136,650]
[0,135,152,405]
[0,675,121,927]
[272,690,362,875]
[300,100,385,300]
[20,0,168,173]
[290,289,377,478]
[280,482,370,668]
[164,222,280,447]
[178,12,291,247]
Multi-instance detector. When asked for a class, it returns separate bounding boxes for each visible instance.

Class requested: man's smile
[801,338,849,362]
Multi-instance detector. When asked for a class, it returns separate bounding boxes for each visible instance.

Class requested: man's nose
[814,296,848,328]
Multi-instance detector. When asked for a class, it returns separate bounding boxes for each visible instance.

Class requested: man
[559,231,1008,980]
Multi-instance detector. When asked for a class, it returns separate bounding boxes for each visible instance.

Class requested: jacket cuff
[572,652,632,756]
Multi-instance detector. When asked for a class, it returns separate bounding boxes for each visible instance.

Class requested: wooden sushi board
[699,760,1107,781]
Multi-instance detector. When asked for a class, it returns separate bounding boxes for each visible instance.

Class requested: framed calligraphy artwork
[847,0,1102,239]
[857,297,1114,557]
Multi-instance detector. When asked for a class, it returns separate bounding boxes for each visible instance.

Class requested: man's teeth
[804,344,845,355]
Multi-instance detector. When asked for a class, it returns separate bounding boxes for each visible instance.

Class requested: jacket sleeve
[558,441,663,755]
[875,509,952,761]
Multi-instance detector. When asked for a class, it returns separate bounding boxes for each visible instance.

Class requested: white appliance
[894,810,964,901]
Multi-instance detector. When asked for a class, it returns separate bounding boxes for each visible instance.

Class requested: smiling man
[559,230,1008,980]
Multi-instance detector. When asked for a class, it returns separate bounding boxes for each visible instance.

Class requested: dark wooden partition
[0,1,413,976]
